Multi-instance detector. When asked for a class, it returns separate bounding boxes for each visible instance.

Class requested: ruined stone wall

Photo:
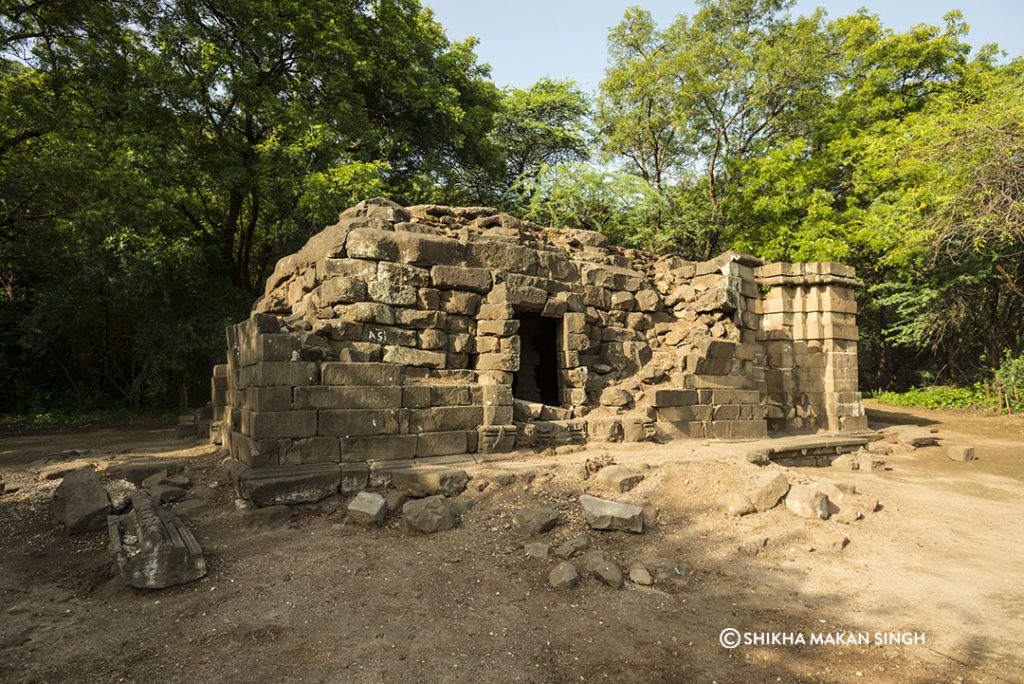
[208,198,865,505]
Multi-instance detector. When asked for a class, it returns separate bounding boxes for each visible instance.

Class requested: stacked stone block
[756,262,867,432]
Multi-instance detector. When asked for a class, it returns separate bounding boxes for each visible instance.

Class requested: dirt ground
[1,402,1022,684]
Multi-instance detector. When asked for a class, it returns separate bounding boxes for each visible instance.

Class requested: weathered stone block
[321,362,402,386]
[403,495,457,533]
[245,410,317,440]
[347,492,387,526]
[785,484,830,520]
[319,408,406,437]
[747,470,790,511]
[409,406,484,433]
[244,362,319,388]
[382,345,446,368]
[579,495,644,533]
[243,386,293,412]
[416,431,468,457]
[340,435,418,462]
[709,420,767,439]
[293,386,401,410]
[53,468,109,535]
[236,463,340,506]
[392,468,470,497]
[108,493,206,589]
[650,389,698,407]
[431,265,492,293]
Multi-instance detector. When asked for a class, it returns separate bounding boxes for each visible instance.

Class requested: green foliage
[0,0,503,413]
[870,385,993,411]
[994,353,1024,414]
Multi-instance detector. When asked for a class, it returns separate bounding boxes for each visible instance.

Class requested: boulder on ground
[512,506,560,535]
[548,561,580,589]
[403,495,456,533]
[348,491,387,526]
[747,470,790,511]
[391,468,469,498]
[593,464,644,493]
[578,550,624,589]
[785,485,830,520]
[946,444,976,462]
[52,467,110,534]
[628,565,653,585]
[579,495,644,533]
[830,454,859,470]
[720,491,755,517]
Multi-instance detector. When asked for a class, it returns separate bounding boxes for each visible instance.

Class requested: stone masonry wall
[209,198,865,505]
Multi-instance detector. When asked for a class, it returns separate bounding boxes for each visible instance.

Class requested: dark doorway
[513,312,561,406]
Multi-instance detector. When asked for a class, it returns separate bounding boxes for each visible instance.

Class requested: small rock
[785,485,830,520]
[105,479,137,514]
[830,454,859,470]
[642,558,690,583]
[593,464,644,493]
[403,495,456,533]
[552,537,589,559]
[721,492,755,517]
[548,562,580,589]
[52,468,110,534]
[748,470,790,511]
[347,492,387,526]
[599,387,631,407]
[946,445,976,462]
[557,464,589,481]
[739,537,769,556]
[240,505,292,529]
[524,542,550,559]
[579,495,644,533]
[629,565,653,585]
[512,506,560,535]
[857,454,885,472]
[592,560,624,589]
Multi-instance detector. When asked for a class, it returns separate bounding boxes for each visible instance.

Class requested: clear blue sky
[424,0,1023,90]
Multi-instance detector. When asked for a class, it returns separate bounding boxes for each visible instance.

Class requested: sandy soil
[0,402,1021,684]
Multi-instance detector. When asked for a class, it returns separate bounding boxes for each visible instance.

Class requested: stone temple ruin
[210,198,866,505]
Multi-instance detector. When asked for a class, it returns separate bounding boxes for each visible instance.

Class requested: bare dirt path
[0,404,1021,683]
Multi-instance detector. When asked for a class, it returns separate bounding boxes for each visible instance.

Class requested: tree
[597,0,835,258]
[0,0,503,411]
